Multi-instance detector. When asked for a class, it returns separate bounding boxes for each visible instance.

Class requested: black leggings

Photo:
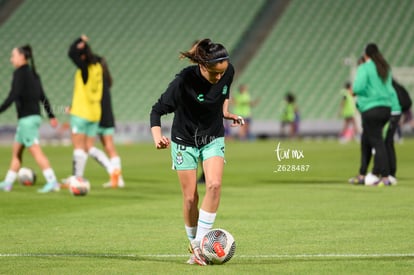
[359,107,391,176]
[384,114,401,177]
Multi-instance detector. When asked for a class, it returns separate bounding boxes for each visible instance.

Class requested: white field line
[0,253,413,259]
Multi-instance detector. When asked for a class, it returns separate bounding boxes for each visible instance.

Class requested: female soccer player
[150,38,244,265]
[280,92,299,138]
[339,82,358,142]
[67,36,119,186]
[351,43,393,186]
[231,84,258,140]
[0,45,60,193]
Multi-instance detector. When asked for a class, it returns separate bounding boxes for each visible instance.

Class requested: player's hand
[64,106,71,114]
[155,136,170,149]
[80,34,89,42]
[231,115,245,127]
[49,118,58,128]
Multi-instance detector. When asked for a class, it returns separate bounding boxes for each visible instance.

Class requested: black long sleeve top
[150,63,234,147]
[0,65,55,119]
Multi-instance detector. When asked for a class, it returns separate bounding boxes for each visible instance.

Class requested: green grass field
[1,138,413,274]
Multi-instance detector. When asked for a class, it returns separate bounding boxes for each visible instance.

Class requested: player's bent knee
[206,180,222,191]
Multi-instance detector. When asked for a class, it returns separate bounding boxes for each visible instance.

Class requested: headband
[206,56,229,63]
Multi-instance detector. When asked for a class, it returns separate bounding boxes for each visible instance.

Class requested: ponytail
[18,44,38,76]
[365,43,390,82]
[180,38,229,67]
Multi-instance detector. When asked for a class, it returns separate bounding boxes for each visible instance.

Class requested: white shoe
[38,181,60,193]
[0,181,13,192]
[102,181,125,188]
[102,182,112,188]
[364,173,380,186]
[388,175,398,186]
[186,254,196,265]
[190,240,208,266]
[103,175,125,188]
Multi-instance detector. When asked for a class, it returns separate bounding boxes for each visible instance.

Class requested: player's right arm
[150,97,173,149]
[0,70,20,113]
[149,77,181,149]
[223,99,244,126]
[68,37,89,84]
[151,126,170,149]
[352,65,367,96]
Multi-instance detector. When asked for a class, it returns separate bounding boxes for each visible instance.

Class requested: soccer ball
[364,173,380,186]
[68,176,90,196]
[200,228,236,264]
[17,167,36,186]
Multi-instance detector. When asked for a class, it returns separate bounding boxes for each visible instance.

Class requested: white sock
[110,156,121,171]
[73,149,88,177]
[89,147,113,174]
[195,209,216,242]
[5,170,17,184]
[43,168,57,183]
[185,225,197,241]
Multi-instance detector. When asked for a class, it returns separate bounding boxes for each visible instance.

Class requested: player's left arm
[38,81,58,128]
[38,77,55,119]
[68,37,89,84]
[223,99,244,126]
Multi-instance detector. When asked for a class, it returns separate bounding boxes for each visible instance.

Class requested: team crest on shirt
[176,152,183,165]
[197,94,205,102]
[222,85,228,95]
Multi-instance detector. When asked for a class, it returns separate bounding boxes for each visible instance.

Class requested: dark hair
[365,43,390,82]
[81,43,98,65]
[344,81,351,89]
[180,38,229,67]
[96,56,113,88]
[17,44,38,76]
[285,92,295,103]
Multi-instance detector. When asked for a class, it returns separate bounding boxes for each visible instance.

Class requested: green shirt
[341,89,356,118]
[233,92,252,117]
[281,102,295,122]
[352,59,392,113]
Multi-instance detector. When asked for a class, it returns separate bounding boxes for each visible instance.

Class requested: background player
[66,35,120,187]
[0,45,60,193]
